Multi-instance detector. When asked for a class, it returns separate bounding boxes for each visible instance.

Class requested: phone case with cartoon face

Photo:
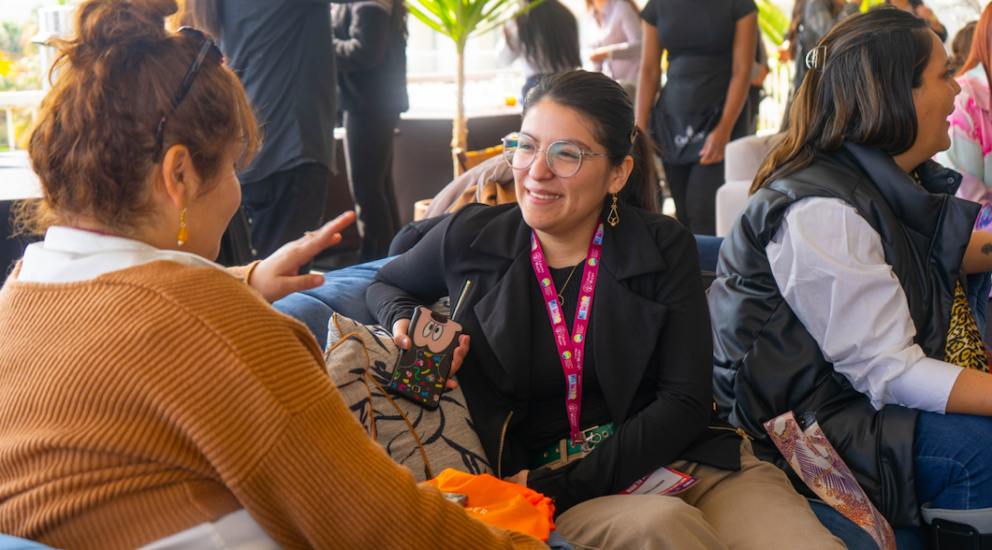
[387,306,463,410]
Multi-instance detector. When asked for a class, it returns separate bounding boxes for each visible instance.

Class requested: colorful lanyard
[529,220,604,447]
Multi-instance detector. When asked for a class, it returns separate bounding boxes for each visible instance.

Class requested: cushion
[324,311,493,481]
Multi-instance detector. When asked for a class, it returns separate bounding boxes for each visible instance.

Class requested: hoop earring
[608,193,619,227]
[177,197,188,246]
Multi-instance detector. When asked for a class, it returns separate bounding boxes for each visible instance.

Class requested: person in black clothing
[191,0,350,269]
[333,0,408,262]
[635,0,756,236]
[367,70,842,550]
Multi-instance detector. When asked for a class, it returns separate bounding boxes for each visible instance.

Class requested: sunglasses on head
[152,27,225,163]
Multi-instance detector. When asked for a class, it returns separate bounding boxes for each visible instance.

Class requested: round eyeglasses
[501,133,609,178]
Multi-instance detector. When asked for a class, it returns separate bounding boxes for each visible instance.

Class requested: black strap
[932,519,992,550]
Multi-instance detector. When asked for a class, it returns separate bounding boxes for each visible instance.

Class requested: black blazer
[368,203,741,514]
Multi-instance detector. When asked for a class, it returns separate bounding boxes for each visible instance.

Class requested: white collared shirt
[767,197,964,414]
[17,226,229,283]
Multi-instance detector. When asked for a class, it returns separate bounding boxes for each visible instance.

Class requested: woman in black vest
[710,8,992,547]
[369,70,843,550]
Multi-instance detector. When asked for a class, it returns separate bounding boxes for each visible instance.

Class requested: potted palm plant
[406,0,543,176]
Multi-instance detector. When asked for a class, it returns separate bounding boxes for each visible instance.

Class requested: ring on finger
[304,231,315,240]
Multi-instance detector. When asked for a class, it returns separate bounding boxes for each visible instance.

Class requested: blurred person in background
[191,0,347,272]
[747,34,769,136]
[937,6,992,346]
[784,0,861,130]
[777,0,807,128]
[885,0,946,41]
[333,0,409,262]
[581,0,643,94]
[636,0,757,236]
[950,21,977,76]
[498,0,581,100]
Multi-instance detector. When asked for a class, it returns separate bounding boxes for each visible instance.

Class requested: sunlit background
[0,0,989,150]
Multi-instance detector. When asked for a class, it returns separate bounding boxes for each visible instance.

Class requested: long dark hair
[188,0,221,39]
[752,8,932,194]
[513,0,581,72]
[525,70,658,212]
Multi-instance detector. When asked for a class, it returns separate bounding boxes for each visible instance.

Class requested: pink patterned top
[938,64,992,232]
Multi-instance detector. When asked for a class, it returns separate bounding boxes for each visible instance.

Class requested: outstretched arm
[699,11,756,165]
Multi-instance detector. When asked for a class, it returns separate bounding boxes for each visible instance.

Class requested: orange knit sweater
[0,261,546,550]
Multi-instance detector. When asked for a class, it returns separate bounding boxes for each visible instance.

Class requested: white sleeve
[766,197,963,413]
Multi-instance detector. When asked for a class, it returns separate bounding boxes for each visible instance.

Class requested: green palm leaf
[407,0,546,50]
[756,0,788,45]
[404,0,548,174]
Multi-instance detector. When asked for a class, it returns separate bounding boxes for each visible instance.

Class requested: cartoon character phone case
[387,306,463,410]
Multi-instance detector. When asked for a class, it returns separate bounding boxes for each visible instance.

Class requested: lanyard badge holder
[530,221,604,450]
[530,223,702,496]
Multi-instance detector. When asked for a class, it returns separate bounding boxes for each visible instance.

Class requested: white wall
[0,0,63,24]
[930,0,986,42]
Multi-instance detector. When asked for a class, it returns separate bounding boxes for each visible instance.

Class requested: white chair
[716,133,785,237]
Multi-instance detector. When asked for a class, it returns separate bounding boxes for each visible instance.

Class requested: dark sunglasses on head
[152,27,225,162]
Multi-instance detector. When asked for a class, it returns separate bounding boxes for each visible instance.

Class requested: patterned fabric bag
[324,312,492,481]
[764,412,897,550]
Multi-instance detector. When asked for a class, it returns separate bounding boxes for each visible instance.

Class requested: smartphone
[387,306,463,410]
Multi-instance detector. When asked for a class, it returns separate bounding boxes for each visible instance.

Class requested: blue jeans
[273,257,394,349]
[914,411,992,510]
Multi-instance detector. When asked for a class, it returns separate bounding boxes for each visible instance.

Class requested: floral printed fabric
[944,282,992,372]
[764,412,897,550]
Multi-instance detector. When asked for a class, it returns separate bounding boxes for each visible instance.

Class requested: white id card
[619,466,699,496]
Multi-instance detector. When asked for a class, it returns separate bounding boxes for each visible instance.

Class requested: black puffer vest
[709,143,980,528]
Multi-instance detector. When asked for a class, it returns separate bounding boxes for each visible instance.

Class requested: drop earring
[607,193,619,227]
[177,197,188,246]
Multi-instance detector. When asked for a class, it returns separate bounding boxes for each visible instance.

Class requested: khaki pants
[554,440,847,550]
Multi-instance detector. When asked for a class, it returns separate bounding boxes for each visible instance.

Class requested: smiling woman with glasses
[0,1,554,549]
[367,70,843,550]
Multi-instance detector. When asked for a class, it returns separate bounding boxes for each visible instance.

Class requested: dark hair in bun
[22,0,260,234]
